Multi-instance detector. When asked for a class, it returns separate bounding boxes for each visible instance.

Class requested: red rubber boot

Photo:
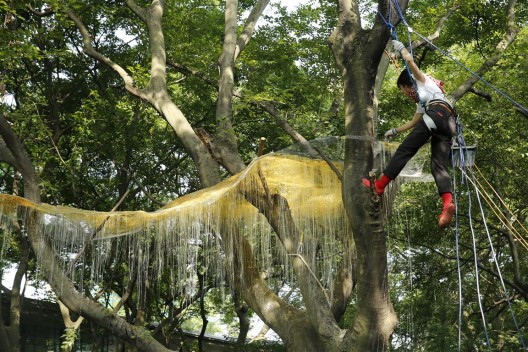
[438,193,455,229]
[362,174,390,196]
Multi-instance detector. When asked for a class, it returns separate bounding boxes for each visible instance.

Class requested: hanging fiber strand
[0,138,432,302]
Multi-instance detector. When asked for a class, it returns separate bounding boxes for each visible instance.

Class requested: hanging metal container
[450,145,477,168]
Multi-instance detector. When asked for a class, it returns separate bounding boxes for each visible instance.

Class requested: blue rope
[451,152,463,352]
[449,31,527,352]
[463,166,493,351]
[450,42,527,352]
[452,125,528,350]
[455,122,469,183]
[377,6,420,105]
[390,0,410,28]
[452,125,493,350]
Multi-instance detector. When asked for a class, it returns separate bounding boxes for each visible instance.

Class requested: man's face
[399,85,413,96]
[400,85,418,102]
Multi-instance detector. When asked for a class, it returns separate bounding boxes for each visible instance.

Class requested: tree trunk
[7,234,30,352]
[233,230,325,351]
[341,58,397,351]
[214,0,246,175]
[0,114,39,352]
[234,293,250,345]
[328,1,402,350]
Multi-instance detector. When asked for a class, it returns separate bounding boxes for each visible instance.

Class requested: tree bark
[230,227,325,351]
[58,300,84,352]
[6,234,29,352]
[214,0,246,175]
[240,168,350,350]
[328,0,401,350]
[212,0,271,174]
[234,292,250,345]
[327,0,520,349]
[0,113,38,352]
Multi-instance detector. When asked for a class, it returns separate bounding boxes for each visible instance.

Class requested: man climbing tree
[363,39,457,229]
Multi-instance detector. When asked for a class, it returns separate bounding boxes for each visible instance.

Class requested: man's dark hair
[397,69,414,88]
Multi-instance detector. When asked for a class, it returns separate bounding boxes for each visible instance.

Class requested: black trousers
[383,114,455,195]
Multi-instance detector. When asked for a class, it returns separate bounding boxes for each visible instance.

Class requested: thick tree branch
[449,0,519,103]
[469,87,493,101]
[67,2,221,188]
[215,0,246,175]
[243,188,343,350]
[234,0,271,61]
[1,100,170,352]
[167,61,218,87]
[251,99,343,181]
[225,203,327,351]
[58,300,84,329]
[125,0,149,22]
[9,230,29,349]
[330,264,355,322]
[167,61,343,181]
[0,114,40,201]
[0,139,16,166]
[0,114,39,351]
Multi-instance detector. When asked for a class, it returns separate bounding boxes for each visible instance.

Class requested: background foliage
[0,0,527,350]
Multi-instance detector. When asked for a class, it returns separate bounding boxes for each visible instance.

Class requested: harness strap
[427,99,454,115]
[423,99,456,132]
[423,114,437,131]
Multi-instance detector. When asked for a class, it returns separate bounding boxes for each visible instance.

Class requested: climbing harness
[421,113,436,131]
